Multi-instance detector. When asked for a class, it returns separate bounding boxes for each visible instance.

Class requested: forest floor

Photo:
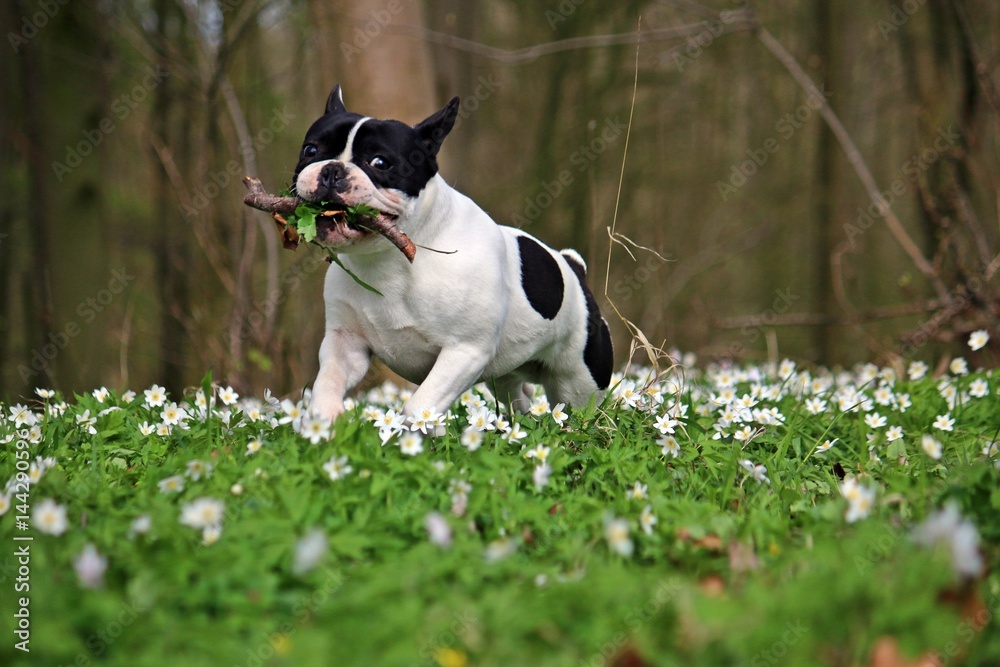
[1,349,999,666]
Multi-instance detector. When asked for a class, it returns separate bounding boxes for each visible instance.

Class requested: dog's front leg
[310,329,371,420]
[404,344,492,419]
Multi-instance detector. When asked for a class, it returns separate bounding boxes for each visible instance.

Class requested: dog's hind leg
[542,364,605,411]
[492,374,535,414]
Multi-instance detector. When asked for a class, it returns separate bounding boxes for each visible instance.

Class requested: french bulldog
[293,85,613,420]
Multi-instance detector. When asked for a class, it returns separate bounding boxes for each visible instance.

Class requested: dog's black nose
[319,162,348,191]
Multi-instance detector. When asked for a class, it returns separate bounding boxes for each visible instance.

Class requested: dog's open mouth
[241,177,417,262]
[314,206,417,261]
[323,202,372,231]
[314,206,374,245]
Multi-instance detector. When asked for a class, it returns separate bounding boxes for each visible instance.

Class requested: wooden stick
[241,177,417,262]
[242,177,300,215]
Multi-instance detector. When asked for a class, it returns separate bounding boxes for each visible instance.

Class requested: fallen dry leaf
[727,540,760,572]
[610,643,653,667]
[865,637,938,667]
[697,574,726,597]
[676,527,724,551]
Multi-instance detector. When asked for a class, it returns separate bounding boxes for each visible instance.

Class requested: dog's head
[293,85,460,251]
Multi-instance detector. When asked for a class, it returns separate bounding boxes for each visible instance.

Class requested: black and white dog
[293,85,613,420]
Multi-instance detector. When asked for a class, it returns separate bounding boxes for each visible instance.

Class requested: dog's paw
[308,399,344,423]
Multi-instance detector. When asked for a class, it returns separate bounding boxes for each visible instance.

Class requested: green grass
[1,357,998,666]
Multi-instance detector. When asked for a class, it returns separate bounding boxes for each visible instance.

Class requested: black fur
[293,86,460,200]
[517,236,564,320]
[563,257,613,390]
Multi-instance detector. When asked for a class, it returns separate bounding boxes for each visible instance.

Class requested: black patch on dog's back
[565,258,613,390]
[517,236,563,320]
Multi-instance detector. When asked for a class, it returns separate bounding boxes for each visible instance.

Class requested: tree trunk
[310,0,437,123]
[17,4,56,388]
[151,0,191,396]
[813,1,837,361]
[0,0,16,396]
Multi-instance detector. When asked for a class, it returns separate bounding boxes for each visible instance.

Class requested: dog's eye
[369,156,390,170]
[301,144,318,158]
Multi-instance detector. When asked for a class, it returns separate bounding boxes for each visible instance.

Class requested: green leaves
[326,254,384,296]
[347,203,381,219]
[290,202,321,243]
[283,201,386,295]
[285,201,384,246]
[2,364,999,666]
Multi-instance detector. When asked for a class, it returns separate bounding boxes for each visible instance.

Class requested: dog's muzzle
[296,160,355,203]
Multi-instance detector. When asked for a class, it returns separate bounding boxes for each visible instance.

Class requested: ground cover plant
[1,337,999,666]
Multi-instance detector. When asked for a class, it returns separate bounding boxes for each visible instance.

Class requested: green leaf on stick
[283,200,385,295]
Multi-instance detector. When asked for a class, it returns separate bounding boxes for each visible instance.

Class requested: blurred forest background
[1,0,998,401]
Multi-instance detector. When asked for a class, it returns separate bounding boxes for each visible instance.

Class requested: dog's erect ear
[413,96,460,157]
[325,85,347,115]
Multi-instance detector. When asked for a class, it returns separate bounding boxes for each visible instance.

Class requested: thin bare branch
[221,75,278,358]
[712,298,944,330]
[147,134,236,294]
[662,221,773,302]
[754,26,951,302]
[386,12,757,65]
[949,0,1000,115]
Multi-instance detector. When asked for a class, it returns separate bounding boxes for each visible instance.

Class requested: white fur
[337,118,370,163]
[308,174,604,420]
